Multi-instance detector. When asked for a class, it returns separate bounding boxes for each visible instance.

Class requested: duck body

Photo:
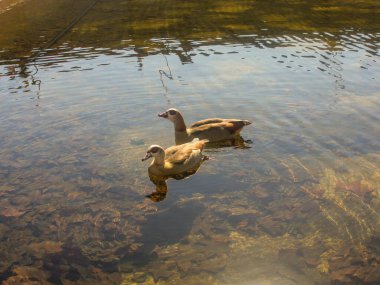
[182,118,251,145]
[159,109,252,145]
[142,139,208,177]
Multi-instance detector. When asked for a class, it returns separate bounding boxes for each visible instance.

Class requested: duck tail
[200,139,209,150]
[242,120,252,126]
[191,138,209,143]
[192,138,209,149]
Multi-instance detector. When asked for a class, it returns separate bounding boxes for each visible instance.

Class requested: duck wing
[164,141,197,158]
[190,118,225,128]
[164,145,183,158]
[190,120,251,136]
[165,140,208,165]
[166,146,194,165]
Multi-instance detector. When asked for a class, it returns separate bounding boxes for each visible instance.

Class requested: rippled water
[1,0,380,284]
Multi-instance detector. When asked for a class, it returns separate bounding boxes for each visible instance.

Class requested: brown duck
[158,108,252,145]
[141,139,208,177]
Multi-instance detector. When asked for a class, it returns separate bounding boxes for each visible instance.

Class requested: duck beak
[158,111,168,118]
[141,152,152,161]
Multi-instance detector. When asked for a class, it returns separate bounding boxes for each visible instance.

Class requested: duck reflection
[142,139,209,202]
[145,179,168,202]
[204,136,253,149]
[146,167,204,202]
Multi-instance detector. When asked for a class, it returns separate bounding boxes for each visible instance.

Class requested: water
[0,0,379,284]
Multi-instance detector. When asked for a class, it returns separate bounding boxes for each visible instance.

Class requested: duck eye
[169,110,177,115]
[150,147,159,153]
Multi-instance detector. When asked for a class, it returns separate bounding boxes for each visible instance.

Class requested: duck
[158,108,252,145]
[141,139,209,177]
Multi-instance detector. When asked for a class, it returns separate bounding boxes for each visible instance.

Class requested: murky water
[1,0,380,284]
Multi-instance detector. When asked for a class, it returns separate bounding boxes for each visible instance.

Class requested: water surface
[0,0,380,284]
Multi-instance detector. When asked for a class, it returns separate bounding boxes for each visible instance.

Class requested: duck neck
[153,154,165,166]
[174,115,187,132]
[175,132,191,145]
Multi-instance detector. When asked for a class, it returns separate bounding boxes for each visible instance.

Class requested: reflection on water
[0,0,380,284]
[145,164,207,203]
[146,180,168,202]
[146,170,200,203]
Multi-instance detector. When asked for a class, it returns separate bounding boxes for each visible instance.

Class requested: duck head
[141,145,165,162]
[158,108,186,131]
[158,108,181,122]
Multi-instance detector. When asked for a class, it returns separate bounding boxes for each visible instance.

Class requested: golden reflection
[204,136,252,149]
[0,0,379,64]
[146,179,168,202]
[146,167,201,202]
